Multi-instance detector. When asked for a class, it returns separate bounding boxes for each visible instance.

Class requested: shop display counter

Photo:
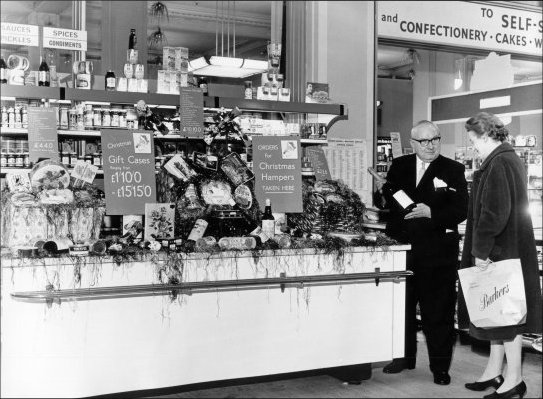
[1,244,410,398]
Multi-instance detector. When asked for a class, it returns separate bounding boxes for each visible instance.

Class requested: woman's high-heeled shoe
[483,381,527,399]
[465,375,504,391]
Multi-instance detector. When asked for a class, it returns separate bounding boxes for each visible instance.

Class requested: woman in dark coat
[460,112,541,399]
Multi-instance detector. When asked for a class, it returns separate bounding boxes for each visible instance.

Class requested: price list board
[102,129,156,215]
[180,87,204,137]
[27,107,59,163]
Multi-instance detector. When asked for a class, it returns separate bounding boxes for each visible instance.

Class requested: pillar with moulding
[100,1,148,76]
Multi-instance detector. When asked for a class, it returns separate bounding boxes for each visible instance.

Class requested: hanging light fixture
[188,0,268,78]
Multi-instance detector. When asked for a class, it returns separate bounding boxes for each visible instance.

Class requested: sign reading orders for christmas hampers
[102,129,156,215]
[252,136,303,213]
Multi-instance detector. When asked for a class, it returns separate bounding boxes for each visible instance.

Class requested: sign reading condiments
[252,136,303,213]
[305,146,331,181]
[179,87,204,137]
[43,27,87,51]
[27,108,59,163]
[378,1,542,58]
[0,23,39,46]
[102,129,156,215]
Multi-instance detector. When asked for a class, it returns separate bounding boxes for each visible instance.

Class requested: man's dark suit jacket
[375,154,469,269]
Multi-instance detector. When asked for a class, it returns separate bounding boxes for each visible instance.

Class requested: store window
[0,1,74,75]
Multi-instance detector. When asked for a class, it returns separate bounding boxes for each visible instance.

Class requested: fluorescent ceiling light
[210,56,244,68]
[188,57,209,72]
[188,56,268,78]
[242,59,268,70]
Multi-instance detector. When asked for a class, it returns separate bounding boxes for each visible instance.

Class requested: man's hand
[375,179,385,192]
[404,203,431,219]
[474,257,491,268]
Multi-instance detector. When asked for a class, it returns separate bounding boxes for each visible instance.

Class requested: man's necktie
[416,162,426,186]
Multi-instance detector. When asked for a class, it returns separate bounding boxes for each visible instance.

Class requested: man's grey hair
[411,120,440,138]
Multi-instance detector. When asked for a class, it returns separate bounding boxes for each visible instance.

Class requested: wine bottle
[38,57,50,87]
[128,29,137,50]
[367,167,416,214]
[0,56,7,84]
[261,198,275,240]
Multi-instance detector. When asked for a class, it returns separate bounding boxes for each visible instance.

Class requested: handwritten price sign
[27,107,59,163]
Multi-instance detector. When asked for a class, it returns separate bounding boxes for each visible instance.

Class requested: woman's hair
[465,112,509,142]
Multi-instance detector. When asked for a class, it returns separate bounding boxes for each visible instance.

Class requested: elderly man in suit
[374,120,468,385]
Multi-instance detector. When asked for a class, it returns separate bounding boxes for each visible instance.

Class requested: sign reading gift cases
[102,129,156,215]
[252,136,303,213]
[378,1,542,58]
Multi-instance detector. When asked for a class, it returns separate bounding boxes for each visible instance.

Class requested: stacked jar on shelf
[60,104,132,131]
[0,137,30,169]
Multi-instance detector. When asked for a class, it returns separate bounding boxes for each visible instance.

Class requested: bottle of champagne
[368,167,416,214]
[0,55,7,84]
[38,57,50,87]
[261,198,275,240]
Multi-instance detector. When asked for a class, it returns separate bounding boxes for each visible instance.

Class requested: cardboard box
[163,47,189,72]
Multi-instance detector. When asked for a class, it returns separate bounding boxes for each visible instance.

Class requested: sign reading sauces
[102,129,156,215]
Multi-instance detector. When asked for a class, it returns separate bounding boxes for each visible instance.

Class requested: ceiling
[1,1,541,80]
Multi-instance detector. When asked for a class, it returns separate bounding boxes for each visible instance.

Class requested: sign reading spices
[102,129,156,215]
[0,23,39,46]
[179,87,204,137]
[27,107,59,163]
[43,27,87,51]
[252,136,303,213]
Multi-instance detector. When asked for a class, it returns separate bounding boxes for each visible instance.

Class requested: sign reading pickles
[102,129,156,215]
[253,136,303,213]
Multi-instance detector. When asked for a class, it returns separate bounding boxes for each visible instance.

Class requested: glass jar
[84,104,94,128]
[14,153,23,167]
[76,109,85,131]
[102,108,111,127]
[92,152,101,166]
[59,106,69,130]
[70,152,78,167]
[83,155,93,164]
[126,109,137,129]
[61,152,70,165]
[23,152,30,168]
[6,153,15,167]
[119,109,127,128]
[110,107,120,127]
[68,109,77,130]
[93,108,102,128]
[0,153,7,168]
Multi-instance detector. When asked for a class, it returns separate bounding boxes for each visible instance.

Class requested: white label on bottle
[262,220,275,240]
[106,77,116,87]
[38,71,47,82]
[393,190,414,209]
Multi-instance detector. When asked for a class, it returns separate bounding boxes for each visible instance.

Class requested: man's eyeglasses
[411,136,441,147]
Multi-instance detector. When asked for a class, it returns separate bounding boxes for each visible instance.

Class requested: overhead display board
[378,1,542,58]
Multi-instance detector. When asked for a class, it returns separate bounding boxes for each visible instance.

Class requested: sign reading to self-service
[1,23,39,46]
[27,108,59,163]
[43,27,87,51]
[252,136,303,213]
[102,129,156,215]
[378,1,542,58]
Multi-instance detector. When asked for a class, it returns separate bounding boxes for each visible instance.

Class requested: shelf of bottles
[375,137,393,178]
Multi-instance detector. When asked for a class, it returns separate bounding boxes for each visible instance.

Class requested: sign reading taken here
[43,27,87,51]
[305,146,331,181]
[252,136,303,213]
[378,1,542,58]
[102,129,156,215]
[180,87,204,137]
[27,107,59,163]
[1,23,39,46]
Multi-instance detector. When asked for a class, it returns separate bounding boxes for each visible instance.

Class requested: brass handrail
[11,270,413,303]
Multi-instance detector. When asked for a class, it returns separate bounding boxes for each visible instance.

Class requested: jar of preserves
[84,155,93,165]
[23,152,30,167]
[93,108,102,128]
[68,109,77,130]
[14,153,23,167]
[76,108,85,130]
[21,106,28,128]
[0,153,7,167]
[61,152,70,165]
[126,109,136,129]
[14,107,22,128]
[1,106,8,127]
[92,152,101,166]
[69,152,78,167]
[59,107,69,130]
[119,109,127,128]
[102,108,111,127]
[6,153,15,167]
[7,107,15,128]
[110,107,120,127]
[84,104,93,128]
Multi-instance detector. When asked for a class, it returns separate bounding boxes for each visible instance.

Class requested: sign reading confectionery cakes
[179,87,204,137]
[102,129,156,215]
[27,107,59,163]
[378,2,542,58]
[0,23,39,46]
[252,136,303,213]
[43,27,87,51]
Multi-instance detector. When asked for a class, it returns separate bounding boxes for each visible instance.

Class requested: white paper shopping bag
[458,259,527,329]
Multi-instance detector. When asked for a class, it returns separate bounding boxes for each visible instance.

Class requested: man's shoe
[465,375,504,391]
[382,359,415,374]
[433,371,451,385]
